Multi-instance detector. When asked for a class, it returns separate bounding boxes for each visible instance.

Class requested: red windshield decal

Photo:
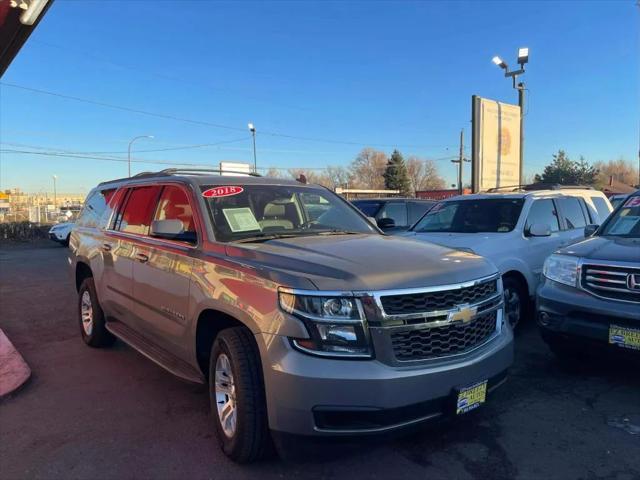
[623,196,640,208]
[202,186,244,198]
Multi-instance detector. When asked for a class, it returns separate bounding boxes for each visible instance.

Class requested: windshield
[411,198,524,233]
[599,195,640,238]
[352,201,383,217]
[202,184,376,242]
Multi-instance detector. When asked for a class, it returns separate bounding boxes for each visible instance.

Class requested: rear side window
[153,186,197,242]
[115,186,161,235]
[525,199,560,233]
[590,196,611,222]
[558,197,587,230]
[76,189,116,228]
[379,202,408,227]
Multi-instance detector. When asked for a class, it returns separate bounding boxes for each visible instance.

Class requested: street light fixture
[127,135,154,177]
[248,123,257,173]
[492,47,529,186]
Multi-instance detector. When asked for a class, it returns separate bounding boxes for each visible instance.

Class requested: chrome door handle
[135,253,149,263]
[102,243,112,252]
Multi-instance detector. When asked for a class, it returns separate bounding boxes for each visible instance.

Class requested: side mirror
[150,219,196,243]
[377,217,396,229]
[528,223,551,237]
[584,224,599,237]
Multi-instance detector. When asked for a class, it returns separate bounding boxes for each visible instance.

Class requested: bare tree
[594,158,639,187]
[406,156,446,194]
[349,148,387,189]
[264,167,285,178]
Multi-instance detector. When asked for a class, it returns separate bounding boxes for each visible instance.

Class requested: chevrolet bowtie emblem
[447,305,478,324]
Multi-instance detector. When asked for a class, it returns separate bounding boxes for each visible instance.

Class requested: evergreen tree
[534,150,599,185]
[383,150,411,196]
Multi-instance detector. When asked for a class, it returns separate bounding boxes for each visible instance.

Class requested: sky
[0,0,638,194]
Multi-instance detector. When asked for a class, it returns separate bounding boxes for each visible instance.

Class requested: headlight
[543,254,579,287]
[279,289,372,358]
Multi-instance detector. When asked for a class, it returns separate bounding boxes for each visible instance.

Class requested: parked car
[537,190,640,357]
[48,221,74,246]
[402,186,613,327]
[351,198,435,233]
[69,169,513,463]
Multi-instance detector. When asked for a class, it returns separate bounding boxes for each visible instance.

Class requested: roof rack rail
[97,167,261,187]
[486,183,594,193]
[158,168,262,177]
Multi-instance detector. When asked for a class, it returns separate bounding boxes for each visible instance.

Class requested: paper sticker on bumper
[456,380,488,415]
[609,325,640,351]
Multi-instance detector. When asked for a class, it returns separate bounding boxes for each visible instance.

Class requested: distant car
[48,222,73,246]
[537,190,640,358]
[609,193,629,210]
[403,186,613,327]
[351,198,435,233]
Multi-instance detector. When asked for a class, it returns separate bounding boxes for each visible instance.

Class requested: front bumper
[49,231,66,242]
[536,279,640,347]
[255,325,513,436]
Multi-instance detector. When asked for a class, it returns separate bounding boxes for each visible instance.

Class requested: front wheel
[209,327,271,463]
[503,276,528,329]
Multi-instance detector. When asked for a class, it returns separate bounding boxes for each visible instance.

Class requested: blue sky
[0,0,638,193]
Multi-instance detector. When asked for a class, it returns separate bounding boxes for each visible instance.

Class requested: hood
[558,236,640,264]
[225,234,497,291]
[402,231,509,253]
[50,222,73,231]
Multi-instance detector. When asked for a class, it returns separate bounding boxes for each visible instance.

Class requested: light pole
[52,175,57,209]
[128,135,154,177]
[492,47,529,186]
[248,123,257,173]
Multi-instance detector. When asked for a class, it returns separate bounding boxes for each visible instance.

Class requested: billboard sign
[471,95,521,192]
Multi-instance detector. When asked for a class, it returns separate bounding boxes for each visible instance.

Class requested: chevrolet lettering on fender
[69,168,513,463]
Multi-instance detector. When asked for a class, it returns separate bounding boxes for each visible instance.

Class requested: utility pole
[451,129,470,194]
[248,123,257,173]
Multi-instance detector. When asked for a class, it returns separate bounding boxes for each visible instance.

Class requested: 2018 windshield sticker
[202,186,244,198]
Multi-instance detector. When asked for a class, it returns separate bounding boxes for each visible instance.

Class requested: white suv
[403,186,612,327]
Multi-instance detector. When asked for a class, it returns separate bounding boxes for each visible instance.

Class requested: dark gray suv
[69,169,512,463]
[537,190,640,356]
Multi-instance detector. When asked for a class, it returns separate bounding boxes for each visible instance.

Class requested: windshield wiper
[314,229,363,235]
[232,233,302,243]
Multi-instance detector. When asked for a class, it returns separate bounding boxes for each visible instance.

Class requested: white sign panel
[219,161,252,176]
[471,96,521,192]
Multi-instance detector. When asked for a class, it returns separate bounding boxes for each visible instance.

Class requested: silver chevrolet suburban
[69,169,513,463]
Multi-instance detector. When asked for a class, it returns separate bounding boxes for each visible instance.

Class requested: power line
[0,81,457,150]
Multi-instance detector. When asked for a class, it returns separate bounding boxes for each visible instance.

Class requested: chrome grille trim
[579,260,640,303]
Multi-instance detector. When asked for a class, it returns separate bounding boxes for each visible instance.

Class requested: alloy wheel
[80,290,94,336]
[214,353,237,438]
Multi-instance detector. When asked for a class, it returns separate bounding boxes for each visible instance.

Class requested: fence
[0,222,51,242]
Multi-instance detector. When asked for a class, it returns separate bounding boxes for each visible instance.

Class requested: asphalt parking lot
[1,242,639,480]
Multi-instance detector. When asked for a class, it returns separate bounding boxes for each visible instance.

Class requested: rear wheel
[78,277,115,347]
[503,276,528,329]
[209,327,271,463]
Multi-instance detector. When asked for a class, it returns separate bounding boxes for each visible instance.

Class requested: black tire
[78,277,115,348]
[62,234,70,247]
[209,327,271,463]
[503,276,528,329]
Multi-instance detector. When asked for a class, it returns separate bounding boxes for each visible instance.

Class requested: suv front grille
[390,310,497,361]
[380,279,498,315]
[581,265,640,303]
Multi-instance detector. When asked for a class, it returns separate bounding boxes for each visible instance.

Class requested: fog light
[539,311,551,326]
